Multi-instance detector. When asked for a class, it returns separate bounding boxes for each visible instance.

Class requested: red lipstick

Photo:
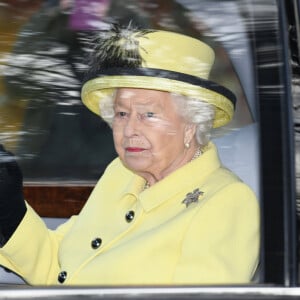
[126,147,144,152]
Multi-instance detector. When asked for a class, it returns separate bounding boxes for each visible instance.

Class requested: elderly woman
[0,25,259,285]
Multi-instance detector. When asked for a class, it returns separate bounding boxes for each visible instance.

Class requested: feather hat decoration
[82,24,236,128]
[84,23,154,82]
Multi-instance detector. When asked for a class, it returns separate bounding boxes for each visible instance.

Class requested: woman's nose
[124,115,139,137]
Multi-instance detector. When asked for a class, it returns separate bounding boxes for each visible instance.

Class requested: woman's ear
[184,123,197,145]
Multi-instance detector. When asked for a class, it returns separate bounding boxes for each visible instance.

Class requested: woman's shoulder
[200,166,258,208]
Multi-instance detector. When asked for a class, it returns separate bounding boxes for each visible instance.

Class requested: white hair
[170,93,215,146]
[99,92,115,126]
[99,90,215,146]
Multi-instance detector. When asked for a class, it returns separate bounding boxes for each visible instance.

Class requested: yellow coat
[0,142,259,285]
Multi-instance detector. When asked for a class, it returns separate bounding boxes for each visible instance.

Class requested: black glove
[0,145,27,246]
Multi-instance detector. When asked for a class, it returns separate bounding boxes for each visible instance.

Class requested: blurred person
[0,24,259,285]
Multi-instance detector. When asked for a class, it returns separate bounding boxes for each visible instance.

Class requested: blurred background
[0,0,254,183]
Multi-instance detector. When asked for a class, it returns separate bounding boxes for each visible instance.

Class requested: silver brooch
[182,188,204,208]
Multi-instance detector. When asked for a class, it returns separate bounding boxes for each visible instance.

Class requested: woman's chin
[123,157,151,173]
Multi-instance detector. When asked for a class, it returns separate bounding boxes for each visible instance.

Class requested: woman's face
[112,88,196,182]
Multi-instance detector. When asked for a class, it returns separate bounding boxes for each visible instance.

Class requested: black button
[91,237,102,249]
[125,210,135,222]
[58,271,67,283]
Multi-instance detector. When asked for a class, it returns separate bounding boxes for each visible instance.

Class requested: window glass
[4,0,293,288]
[2,0,300,288]
[0,0,259,193]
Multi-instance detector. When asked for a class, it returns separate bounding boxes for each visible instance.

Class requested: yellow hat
[81,25,236,128]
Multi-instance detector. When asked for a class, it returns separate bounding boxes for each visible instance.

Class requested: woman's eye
[145,112,155,118]
[115,111,127,118]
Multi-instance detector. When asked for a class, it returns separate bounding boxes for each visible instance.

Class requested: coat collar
[121,142,221,213]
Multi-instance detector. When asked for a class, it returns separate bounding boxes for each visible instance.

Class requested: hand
[0,145,26,245]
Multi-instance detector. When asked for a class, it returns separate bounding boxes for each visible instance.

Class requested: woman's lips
[125,147,145,152]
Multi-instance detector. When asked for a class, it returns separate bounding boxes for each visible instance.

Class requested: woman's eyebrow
[136,100,163,109]
[113,102,128,109]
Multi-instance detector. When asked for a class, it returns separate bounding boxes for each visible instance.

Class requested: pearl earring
[185,142,190,149]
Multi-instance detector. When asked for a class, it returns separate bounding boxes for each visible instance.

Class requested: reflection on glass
[0,0,257,187]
